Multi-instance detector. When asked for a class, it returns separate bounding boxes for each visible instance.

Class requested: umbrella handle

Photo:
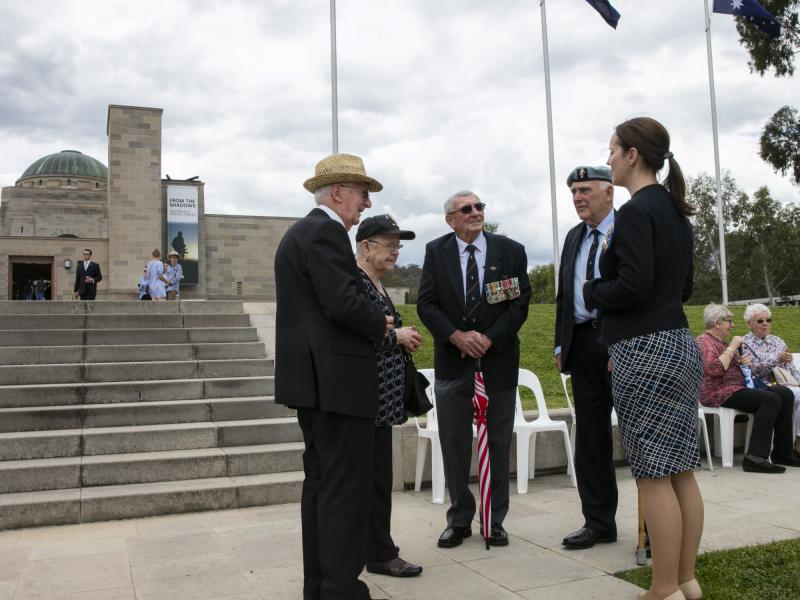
[475,358,481,371]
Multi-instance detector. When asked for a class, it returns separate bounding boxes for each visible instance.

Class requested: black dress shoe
[489,524,509,546]
[366,557,423,577]
[437,525,472,548]
[743,456,785,473]
[562,527,617,549]
[771,454,800,467]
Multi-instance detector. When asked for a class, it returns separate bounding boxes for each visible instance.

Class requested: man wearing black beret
[555,165,619,549]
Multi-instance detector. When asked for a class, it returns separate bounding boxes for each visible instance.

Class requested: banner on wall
[166,185,199,286]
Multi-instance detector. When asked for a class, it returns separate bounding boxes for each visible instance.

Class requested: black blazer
[274,208,386,419]
[583,184,693,346]
[74,261,102,295]
[554,221,588,372]
[417,231,531,391]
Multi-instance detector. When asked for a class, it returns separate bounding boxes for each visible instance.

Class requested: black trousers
[566,322,618,535]
[296,407,374,600]
[366,426,400,563]
[79,286,97,300]
[435,365,515,529]
[723,386,795,459]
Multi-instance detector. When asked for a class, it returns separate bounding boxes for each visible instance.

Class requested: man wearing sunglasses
[418,190,531,548]
[73,248,102,300]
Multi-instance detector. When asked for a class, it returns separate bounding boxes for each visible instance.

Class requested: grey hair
[444,190,480,215]
[598,181,612,191]
[314,184,333,205]
[743,303,771,323]
[703,303,732,329]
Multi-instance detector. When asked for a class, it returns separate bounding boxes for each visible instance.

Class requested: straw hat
[303,153,383,193]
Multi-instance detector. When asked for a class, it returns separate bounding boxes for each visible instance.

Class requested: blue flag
[712,0,781,39]
[584,0,620,29]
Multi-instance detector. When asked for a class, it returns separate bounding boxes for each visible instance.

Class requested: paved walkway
[0,465,798,600]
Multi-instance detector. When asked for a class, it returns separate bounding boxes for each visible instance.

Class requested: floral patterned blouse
[358,268,407,427]
[741,332,800,386]
[696,332,745,408]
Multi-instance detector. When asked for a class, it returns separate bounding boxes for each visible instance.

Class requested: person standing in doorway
[73,249,102,300]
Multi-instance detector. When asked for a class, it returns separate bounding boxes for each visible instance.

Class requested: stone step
[0,417,301,460]
[0,313,251,331]
[0,471,303,530]
[0,341,267,365]
[0,300,245,315]
[0,396,293,433]
[0,376,275,407]
[0,358,274,385]
[0,327,259,346]
[0,443,305,493]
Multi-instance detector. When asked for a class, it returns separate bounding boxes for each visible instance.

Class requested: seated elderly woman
[741,303,800,458]
[696,303,800,473]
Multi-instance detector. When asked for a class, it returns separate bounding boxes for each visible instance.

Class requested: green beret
[566,165,612,187]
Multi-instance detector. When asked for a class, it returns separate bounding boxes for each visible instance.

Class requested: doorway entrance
[10,257,54,300]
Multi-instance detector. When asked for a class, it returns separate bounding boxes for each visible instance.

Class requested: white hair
[703,303,732,329]
[743,303,771,323]
[598,181,612,191]
[314,184,333,205]
[444,190,480,215]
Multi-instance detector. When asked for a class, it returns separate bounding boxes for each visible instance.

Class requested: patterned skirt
[608,328,702,479]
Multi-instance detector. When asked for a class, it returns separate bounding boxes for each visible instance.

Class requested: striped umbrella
[472,359,492,550]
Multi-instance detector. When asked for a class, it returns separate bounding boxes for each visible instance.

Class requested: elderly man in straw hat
[275,153,392,600]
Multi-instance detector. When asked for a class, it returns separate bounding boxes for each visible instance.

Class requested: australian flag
[713,0,781,39]
[584,0,620,29]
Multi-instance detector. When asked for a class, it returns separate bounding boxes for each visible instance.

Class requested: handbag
[403,351,432,417]
[773,366,799,387]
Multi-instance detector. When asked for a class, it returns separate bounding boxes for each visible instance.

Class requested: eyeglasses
[367,239,402,250]
[338,184,370,201]
[754,318,772,324]
[82,253,91,256]
[448,202,486,216]
[720,317,733,323]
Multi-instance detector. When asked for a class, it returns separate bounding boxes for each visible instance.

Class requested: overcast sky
[1,0,797,267]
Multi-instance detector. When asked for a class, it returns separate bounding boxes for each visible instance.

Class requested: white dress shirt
[456,231,487,298]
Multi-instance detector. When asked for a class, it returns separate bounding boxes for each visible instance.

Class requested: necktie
[585,229,600,281]
[465,244,479,322]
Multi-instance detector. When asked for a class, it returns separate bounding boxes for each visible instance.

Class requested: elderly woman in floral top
[741,303,800,458]
[696,304,799,473]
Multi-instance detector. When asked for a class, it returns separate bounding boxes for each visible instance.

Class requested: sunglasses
[448,202,486,216]
[338,184,370,201]
[754,318,772,324]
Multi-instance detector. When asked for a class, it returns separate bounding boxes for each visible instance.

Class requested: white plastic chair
[793,353,800,370]
[701,406,754,468]
[413,368,445,504]
[562,374,713,471]
[516,369,577,493]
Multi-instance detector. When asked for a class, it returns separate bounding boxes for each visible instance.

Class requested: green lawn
[614,538,800,600]
[397,304,800,411]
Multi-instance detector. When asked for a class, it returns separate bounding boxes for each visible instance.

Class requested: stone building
[0,105,296,301]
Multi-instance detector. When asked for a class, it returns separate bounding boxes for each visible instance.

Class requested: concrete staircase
[0,300,302,530]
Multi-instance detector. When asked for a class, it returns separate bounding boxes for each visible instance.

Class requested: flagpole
[330,0,339,153]
[540,0,560,291]
[704,0,729,304]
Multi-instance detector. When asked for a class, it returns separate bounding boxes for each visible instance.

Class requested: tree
[733,0,800,77]
[686,173,745,303]
[483,221,502,235]
[760,105,800,187]
[528,264,555,304]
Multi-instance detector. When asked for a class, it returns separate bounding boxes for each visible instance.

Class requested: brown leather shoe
[366,557,423,577]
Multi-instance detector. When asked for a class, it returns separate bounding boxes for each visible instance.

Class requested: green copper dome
[18,150,107,182]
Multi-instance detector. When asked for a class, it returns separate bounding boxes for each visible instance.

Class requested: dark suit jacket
[554,221,586,372]
[74,261,102,295]
[417,231,531,391]
[584,184,694,346]
[274,208,386,419]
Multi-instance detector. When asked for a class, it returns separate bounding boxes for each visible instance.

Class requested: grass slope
[615,538,800,600]
[397,305,800,411]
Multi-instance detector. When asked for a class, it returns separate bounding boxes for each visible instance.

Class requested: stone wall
[204,215,297,300]
[0,187,107,238]
[106,105,163,298]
